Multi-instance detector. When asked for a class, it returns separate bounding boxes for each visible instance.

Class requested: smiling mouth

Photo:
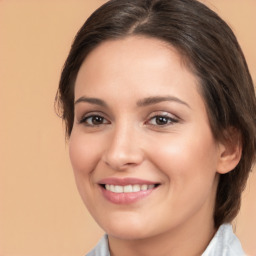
[102,184,159,193]
[99,183,160,204]
[98,177,161,204]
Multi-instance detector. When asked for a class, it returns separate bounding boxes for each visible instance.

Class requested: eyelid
[145,111,179,126]
[147,111,178,120]
[78,111,110,125]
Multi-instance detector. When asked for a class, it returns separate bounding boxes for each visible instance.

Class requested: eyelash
[79,112,179,127]
[79,114,110,126]
[145,114,178,126]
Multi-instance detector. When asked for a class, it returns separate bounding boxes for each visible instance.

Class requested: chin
[98,214,153,240]
[107,227,150,240]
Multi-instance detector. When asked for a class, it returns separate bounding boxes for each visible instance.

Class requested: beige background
[0,0,255,255]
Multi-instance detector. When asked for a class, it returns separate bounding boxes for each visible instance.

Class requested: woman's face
[69,36,222,240]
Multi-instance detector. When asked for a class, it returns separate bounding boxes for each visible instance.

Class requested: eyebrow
[74,95,190,108]
[136,96,191,108]
[74,96,107,107]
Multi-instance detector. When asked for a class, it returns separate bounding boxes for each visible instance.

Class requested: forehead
[74,36,204,109]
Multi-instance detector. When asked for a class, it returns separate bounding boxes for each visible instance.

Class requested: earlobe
[216,128,242,174]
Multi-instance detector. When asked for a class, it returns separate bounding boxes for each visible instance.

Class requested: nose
[102,123,144,171]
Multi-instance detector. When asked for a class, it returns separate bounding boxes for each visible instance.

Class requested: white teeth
[110,185,115,192]
[141,184,148,191]
[104,184,156,193]
[115,185,124,193]
[124,185,133,193]
[132,184,140,192]
[148,184,154,189]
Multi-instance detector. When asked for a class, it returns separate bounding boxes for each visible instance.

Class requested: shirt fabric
[86,223,245,256]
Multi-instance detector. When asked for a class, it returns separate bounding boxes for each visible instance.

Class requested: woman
[56,0,256,255]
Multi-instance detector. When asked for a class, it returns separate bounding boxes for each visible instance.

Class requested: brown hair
[56,0,256,228]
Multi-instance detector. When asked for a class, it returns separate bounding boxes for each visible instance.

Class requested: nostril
[102,153,144,171]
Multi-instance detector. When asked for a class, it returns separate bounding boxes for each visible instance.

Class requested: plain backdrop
[0,0,255,255]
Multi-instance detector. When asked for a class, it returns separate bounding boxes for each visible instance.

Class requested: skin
[69,36,241,256]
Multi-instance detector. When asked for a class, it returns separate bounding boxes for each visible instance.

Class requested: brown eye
[147,115,178,126]
[91,116,104,125]
[155,116,169,125]
[80,115,109,126]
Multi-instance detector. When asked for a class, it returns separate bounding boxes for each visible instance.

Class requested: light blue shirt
[86,223,245,256]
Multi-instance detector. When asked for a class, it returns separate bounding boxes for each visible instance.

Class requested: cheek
[69,131,102,179]
[68,131,104,210]
[150,132,219,215]
[149,127,219,184]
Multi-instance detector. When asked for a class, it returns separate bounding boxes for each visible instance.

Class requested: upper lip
[98,177,160,186]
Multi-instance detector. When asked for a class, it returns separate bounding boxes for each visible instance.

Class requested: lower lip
[100,186,155,204]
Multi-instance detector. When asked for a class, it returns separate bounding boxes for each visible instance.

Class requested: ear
[216,127,242,174]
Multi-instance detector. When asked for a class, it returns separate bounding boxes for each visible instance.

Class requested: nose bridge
[103,118,143,170]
